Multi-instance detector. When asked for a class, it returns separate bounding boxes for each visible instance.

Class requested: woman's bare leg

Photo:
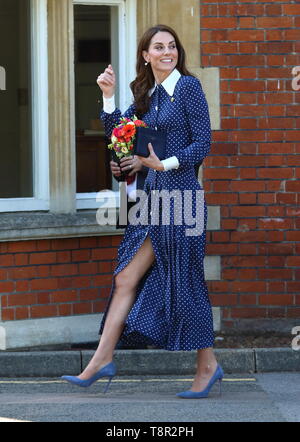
[79,236,155,380]
[190,348,218,392]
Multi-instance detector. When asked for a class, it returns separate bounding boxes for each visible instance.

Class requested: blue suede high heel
[61,361,116,393]
[176,364,224,399]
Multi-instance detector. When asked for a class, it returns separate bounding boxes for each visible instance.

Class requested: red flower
[113,127,125,141]
[134,119,147,127]
[113,127,120,138]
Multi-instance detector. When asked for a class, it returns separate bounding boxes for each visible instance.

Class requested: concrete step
[0,348,299,377]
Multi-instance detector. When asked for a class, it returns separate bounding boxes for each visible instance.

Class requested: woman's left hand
[137,143,164,172]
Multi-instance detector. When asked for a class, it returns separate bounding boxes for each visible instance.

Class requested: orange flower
[123,123,136,139]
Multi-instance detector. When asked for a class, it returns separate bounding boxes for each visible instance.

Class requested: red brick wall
[0,236,121,321]
[201,0,300,329]
[1,1,299,333]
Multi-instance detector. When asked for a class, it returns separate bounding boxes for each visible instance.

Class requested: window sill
[0,205,221,242]
[0,211,123,242]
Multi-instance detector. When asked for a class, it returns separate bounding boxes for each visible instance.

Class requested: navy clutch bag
[134,127,167,160]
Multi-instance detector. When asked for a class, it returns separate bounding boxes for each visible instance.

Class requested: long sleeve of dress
[176,77,211,169]
[100,104,136,139]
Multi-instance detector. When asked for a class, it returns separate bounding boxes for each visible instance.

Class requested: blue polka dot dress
[99,74,215,351]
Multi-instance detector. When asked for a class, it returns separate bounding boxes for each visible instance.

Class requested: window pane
[0,0,33,198]
[74,4,118,194]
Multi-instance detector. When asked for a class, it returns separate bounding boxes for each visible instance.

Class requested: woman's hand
[110,156,144,178]
[119,156,143,176]
[137,144,164,172]
[97,64,116,98]
[110,160,122,178]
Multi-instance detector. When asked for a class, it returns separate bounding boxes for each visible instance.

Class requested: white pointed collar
[149,68,181,97]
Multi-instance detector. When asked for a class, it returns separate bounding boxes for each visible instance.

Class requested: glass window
[74,4,119,194]
[0,0,33,198]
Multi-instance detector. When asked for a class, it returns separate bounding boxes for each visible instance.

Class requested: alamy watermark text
[96,184,205,237]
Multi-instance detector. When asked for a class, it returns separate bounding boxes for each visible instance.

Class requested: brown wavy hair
[130,24,194,118]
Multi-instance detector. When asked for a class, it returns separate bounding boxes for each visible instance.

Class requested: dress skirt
[99,169,215,351]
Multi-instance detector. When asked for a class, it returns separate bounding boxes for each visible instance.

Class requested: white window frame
[74,0,137,210]
[0,0,49,213]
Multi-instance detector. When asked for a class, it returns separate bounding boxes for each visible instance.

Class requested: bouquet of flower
[108,115,147,156]
[107,116,148,179]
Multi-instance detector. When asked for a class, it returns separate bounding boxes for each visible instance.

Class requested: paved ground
[0,372,299,423]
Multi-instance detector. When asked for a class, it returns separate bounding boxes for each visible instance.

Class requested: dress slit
[99,230,157,337]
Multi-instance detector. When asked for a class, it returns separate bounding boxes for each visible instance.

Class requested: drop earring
[145,61,149,66]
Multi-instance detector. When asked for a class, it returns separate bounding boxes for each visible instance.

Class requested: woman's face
[143,31,179,81]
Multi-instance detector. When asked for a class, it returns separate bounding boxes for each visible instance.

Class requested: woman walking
[62,25,223,398]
